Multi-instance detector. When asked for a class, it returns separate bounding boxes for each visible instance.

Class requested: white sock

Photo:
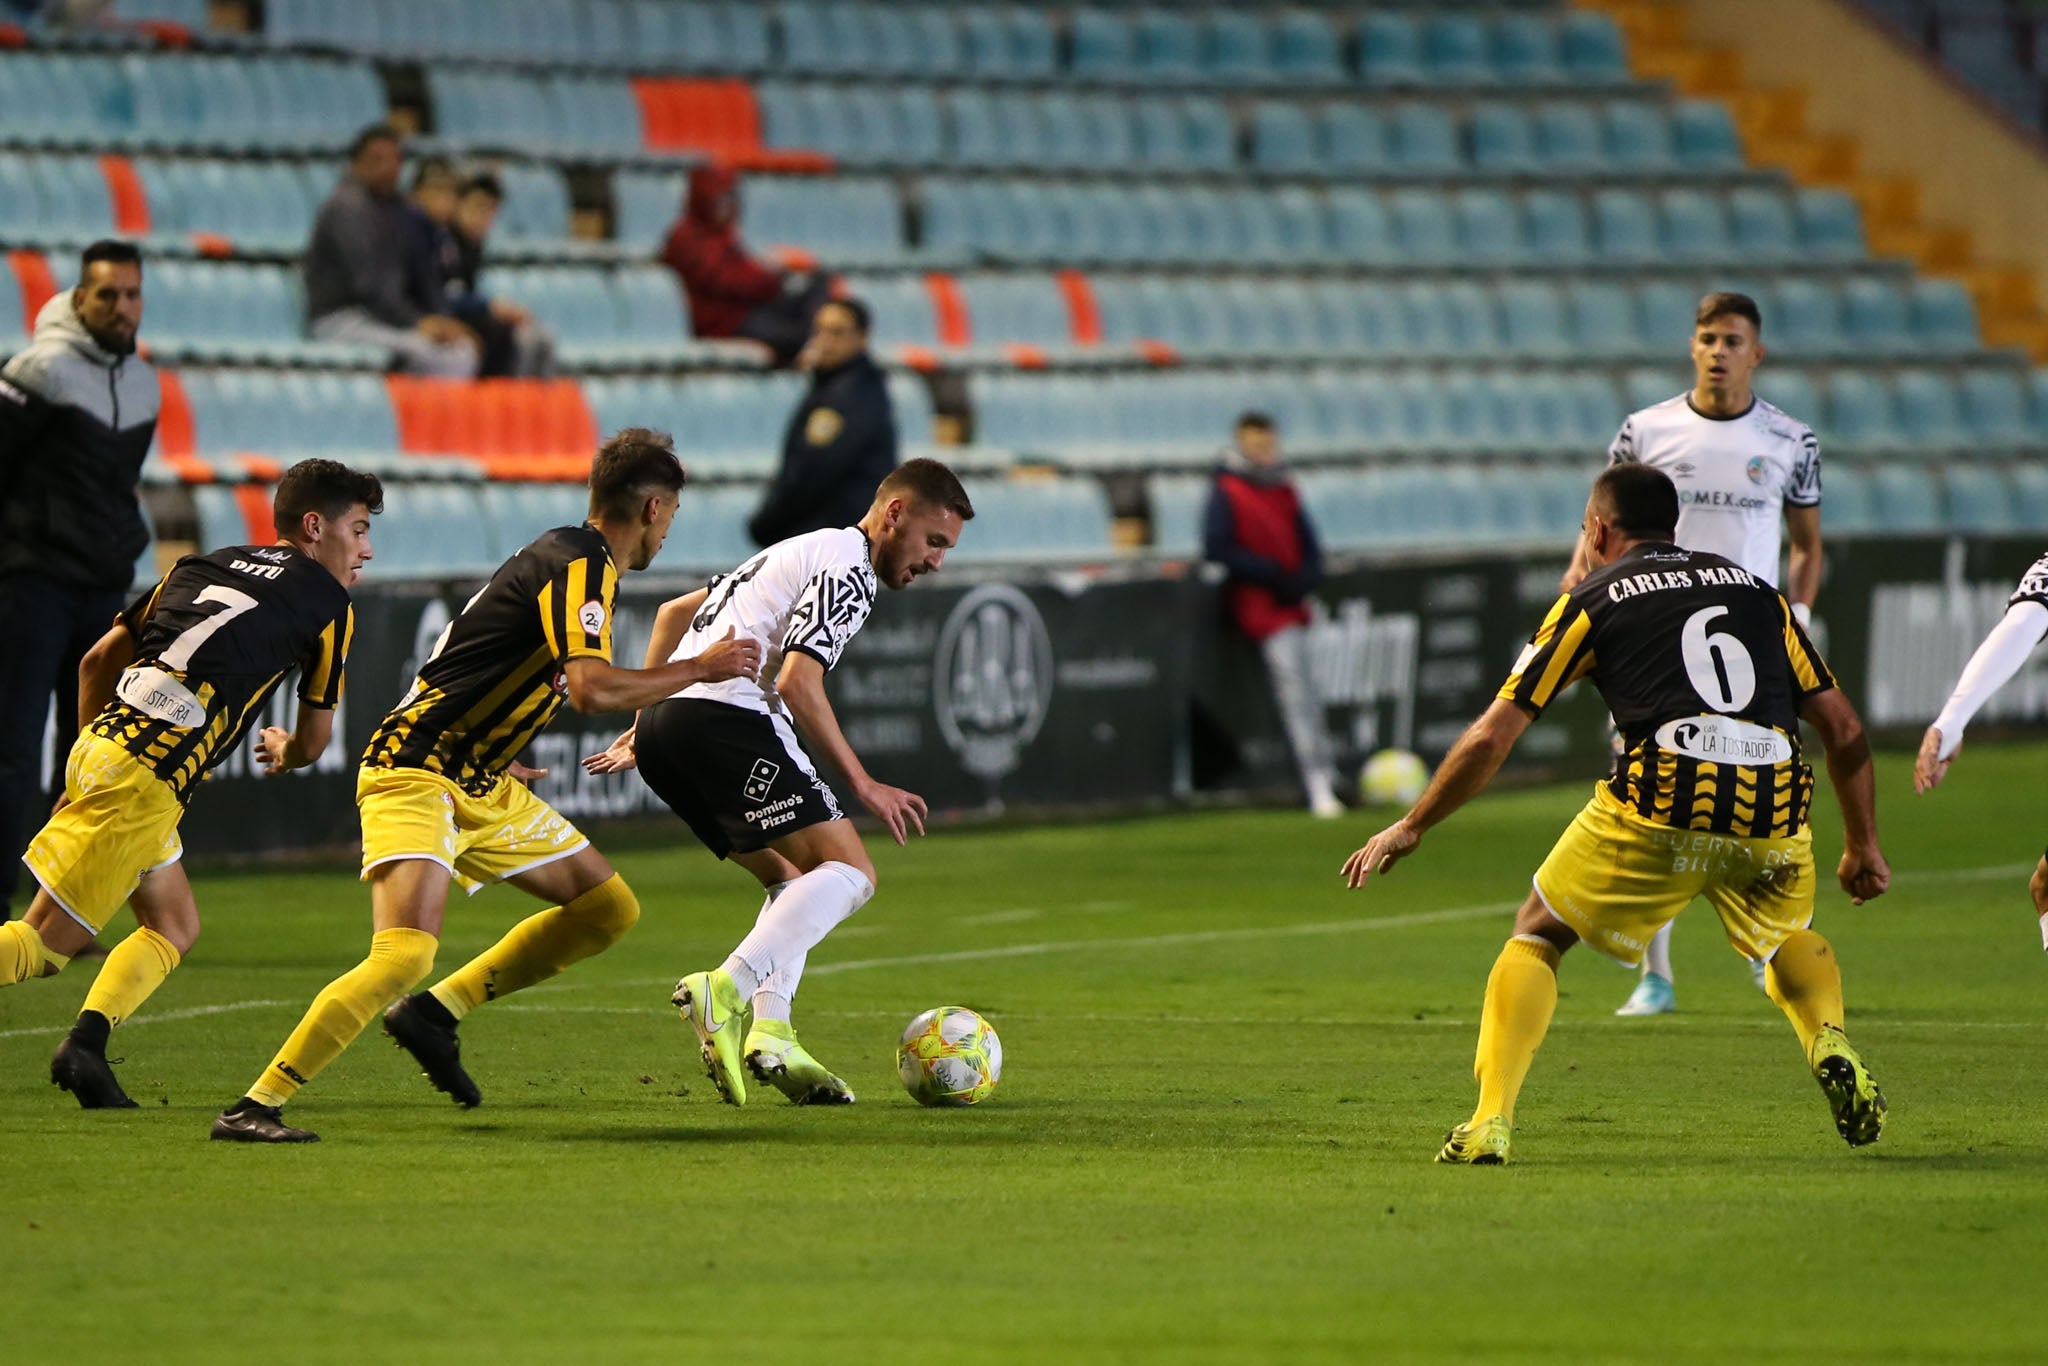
[2038,910,2048,953]
[722,861,872,989]
[1642,921,1675,983]
[754,954,801,1026]
[716,880,794,997]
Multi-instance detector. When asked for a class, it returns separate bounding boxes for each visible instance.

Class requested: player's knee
[567,873,640,943]
[367,926,439,993]
[2029,860,2048,915]
[819,858,877,911]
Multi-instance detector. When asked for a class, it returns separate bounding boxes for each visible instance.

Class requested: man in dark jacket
[304,124,478,377]
[1203,411,1343,818]
[0,240,159,919]
[661,165,831,367]
[748,299,899,546]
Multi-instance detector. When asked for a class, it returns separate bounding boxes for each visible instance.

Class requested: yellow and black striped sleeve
[117,576,168,635]
[1498,592,1598,716]
[298,603,355,708]
[1780,597,1836,699]
[536,547,619,666]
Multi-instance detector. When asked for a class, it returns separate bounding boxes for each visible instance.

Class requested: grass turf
[3,744,2046,1364]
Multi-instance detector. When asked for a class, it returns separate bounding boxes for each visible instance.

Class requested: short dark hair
[273,459,384,540]
[459,171,503,203]
[79,239,142,278]
[821,297,871,335]
[875,458,973,521]
[1234,411,1275,433]
[410,156,456,192]
[589,428,686,521]
[1592,463,1679,541]
[1695,291,1762,335]
[349,123,401,160]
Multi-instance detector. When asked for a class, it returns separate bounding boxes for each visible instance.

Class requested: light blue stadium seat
[1251,101,1318,173]
[1501,280,1570,357]
[1797,189,1867,261]
[1493,14,1563,84]
[1625,366,1686,413]
[844,274,938,351]
[1359,14,1425,86]
[611,169,686,251]
[1571,279,1639,356]
[1423,13,1495,86]
[1134,9,1201,84]
[1272,9,1343,84]
[1728,187,1799,260]
[1321,105,1388,174]
[2011,463,2048,527]
[1146,474,1209,558]
[1201,11,1269,84]
[1771,278,1845,356]
[1389,104,1460,171]
[1819,464,1878,533]
[1635,279,1703,343]
[1842,277,1913,350]
[1944,465,2017,532]
[1593,188,1660,263]
[1071,9,1139,82]
[960,273,1070,349]
[1605,101,1677,170]
[1756,370,1824,428]
[1869,463,1946,532]
[353,482,496,581]
[1893,369,1968,449]
[1470,102,1540,173]
[1324,188,1396,265]
[481,482,599,561]
[1523,188,1591,262]
[1455,187,1524,262]
[1389,188,1457,266]
[1534,100,1605,171]
[1659,187,1733,262]
[191,485,249,552]
[1825,372,1901,451]
[1910,278,1981,352]
[1560,11,1628,77]
[954,478,1117,561]
[1959,370,2033,449]
[493,164,571,243]
[1672,100,1745,168]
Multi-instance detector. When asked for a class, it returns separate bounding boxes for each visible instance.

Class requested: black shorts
[636,697,845,858]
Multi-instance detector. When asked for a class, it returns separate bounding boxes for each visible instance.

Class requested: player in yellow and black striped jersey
[1343,464,1891,1164]
[0,457,382,1109]
[217,429,764,1143]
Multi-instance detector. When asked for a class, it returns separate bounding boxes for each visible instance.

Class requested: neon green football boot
[672,969,747,1106]
[1808,1024,1886,1147]
[744,1019,855,1106]
[1436,1114,1512,1165]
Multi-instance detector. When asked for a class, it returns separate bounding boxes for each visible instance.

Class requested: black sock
[410,992,458,1029]
[70,1009,111,1052]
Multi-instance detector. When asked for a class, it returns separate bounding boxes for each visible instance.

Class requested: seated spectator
[303,124,478,377]
[660,166,831,367]
[406,163,554,378]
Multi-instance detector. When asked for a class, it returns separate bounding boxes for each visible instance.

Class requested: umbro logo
[743,759,780,802]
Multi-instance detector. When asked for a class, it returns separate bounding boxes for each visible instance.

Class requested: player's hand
[693,627,763,684]
[1838,846,1891,905]
[857,778,927,846]
[253,726,293,775]
[1342,821,1421,889]
[508,759,549,784]
[1913,726,1955,794]
[582,728,637,775]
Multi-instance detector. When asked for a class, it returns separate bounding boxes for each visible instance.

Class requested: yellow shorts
[357,766,588,894]
[22,735,184,935]
[1533,783,1814,967]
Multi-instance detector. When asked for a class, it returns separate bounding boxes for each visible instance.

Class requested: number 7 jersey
[90,544,354,803]
[1500,542,1836,838]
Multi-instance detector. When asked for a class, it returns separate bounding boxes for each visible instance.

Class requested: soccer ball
[896,1007,1002,1107]
[1359,748,1429,807]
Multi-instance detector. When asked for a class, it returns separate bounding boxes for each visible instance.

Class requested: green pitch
[4,745,2046,1365]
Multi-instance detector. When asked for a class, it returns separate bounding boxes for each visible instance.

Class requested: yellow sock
[1471,935,1562,1126]
[1764,929,1846,1062]
[430,874,639,1020]
[0,919,69,984]
[247,927,437,1109]
[81,927,182,1027]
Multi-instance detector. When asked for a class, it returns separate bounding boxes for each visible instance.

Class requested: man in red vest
[1203,412,1342,818]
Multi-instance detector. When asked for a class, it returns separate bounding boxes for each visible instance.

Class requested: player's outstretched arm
[75,620,135,729]
[1801,687,1890,905]
[1916,599,2048,794]
[778,650,926,845]
[562,627,761,715]
[644,588,710,670]
[1343,699,1531,889]
[253,702,336,776]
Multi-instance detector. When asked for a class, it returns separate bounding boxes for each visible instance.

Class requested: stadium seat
[1146,474,1209,558]
[1522,188,1591,263]
[1960,369,2034,449]
[1455,188,1525,263]
[1672,101,1745,168]
[1272,9,1343,85]
[1593,189,1660,264]
[1842,277,1913,350]
[1757,370,1824,429]
[1134,9,1202,85]
[1824,372,1902,451]
[1818,464,1879,533]
[1470,103,1540,173]
[1659,187,1733,263]
[1389,104,1460,171]
[1893,369,1969,449]
[1493,14,1563,84]
[1604,101,1677,170]
[1869,462,1947,532]
[1070,10,1139,83]
[1728,187,1801,261]
[1910,277,1982,352]
[1359,15,1425,86]
[1534,101,1605,171]
[1797,189,1868,261]
[2011,463,2048,528]
[1325,188,1397,266]
[1560,11,1629,78]
[1943,465,2018,532]
[1771,278,1846,356]
[1389,189,1457,266]
[1422,13,1494,86]
[1321,105,1389,174]
[1570,279,1640,357]
[1251,101,1318,173]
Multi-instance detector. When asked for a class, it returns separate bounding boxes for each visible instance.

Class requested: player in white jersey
[583,459,973,1105]
[1562,292,1825,1015]
[1913,551,2048,949]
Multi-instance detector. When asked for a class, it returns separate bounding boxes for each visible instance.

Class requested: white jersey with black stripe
[1608,393,1820,588]
[669,526,879,715]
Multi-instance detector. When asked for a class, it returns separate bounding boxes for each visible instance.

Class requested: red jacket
[1203,462,1324,641]
[660,166,783,338]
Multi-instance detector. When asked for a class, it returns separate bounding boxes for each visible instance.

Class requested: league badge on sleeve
[578,600,606,637]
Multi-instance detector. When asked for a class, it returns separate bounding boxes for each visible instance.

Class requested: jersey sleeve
[117,577,168,634]
[1499,593,1598,716]
[783,564,876,671]
[1606,416,1636,465]
[1786,427,1822,508]
[537,545,619,666]
[2008,552,2048,610]
[298,602,355,708]
[1780,597,1837,699]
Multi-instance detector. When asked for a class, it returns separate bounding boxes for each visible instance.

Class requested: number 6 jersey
[90,544,354,803]
[1500,542,1836,839]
